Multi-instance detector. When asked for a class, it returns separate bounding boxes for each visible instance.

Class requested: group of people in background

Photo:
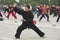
[0,3,32,22]
[0,3,60,22]
[34,4,60,22]
[0,3,17,21]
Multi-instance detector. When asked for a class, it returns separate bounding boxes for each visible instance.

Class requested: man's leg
[7,12,11,19]
[56,15,60,22]
[0,12,2,17]
[15,24,27,39]
[0,12,3,21]
[30,24,45,37]
[39,14,44,21]
[45,14,49,22]
[12,11,17,19]
[53,12,57,17]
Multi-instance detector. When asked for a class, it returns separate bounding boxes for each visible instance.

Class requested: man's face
[24,7,30,12]
[13,3,17,7]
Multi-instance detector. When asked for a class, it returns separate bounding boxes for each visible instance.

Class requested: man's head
[24,4,30,12]
[13,2,17,7]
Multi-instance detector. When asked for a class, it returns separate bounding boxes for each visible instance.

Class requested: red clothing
[7,7,17,19]
[59,8,60,13]
[47,6,51,10]
[41,6,48,14]
[7,11,17,19]
[58,7,60,15]
[56,7,59,13]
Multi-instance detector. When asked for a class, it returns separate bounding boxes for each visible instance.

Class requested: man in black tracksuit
[56,14,60,22]
[13,3,45,39]
[56,7,60,22]
[50,5,57,17]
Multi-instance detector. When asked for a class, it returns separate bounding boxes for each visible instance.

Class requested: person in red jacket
[37,4,43,18]
[6,4,17,19]
[39,4,49,22]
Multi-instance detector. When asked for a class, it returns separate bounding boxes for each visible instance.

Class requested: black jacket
[13,7,34,24]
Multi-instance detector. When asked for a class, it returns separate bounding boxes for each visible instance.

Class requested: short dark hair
[25,4,30,9]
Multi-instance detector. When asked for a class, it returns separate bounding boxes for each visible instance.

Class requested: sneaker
[40,32,45,37]
[15,35,20,39]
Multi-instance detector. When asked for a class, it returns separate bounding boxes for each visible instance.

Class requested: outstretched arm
[13,7,24,15]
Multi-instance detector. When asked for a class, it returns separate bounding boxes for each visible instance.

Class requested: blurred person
[6,4,17,19]
[56,6,60,22]
[34,6,40,16]
[39,4,49,22]
[13,3,45,39]
[4,4,9,13]
[0,4,4,21]
[50,5,57,17]
[37,4,43,18]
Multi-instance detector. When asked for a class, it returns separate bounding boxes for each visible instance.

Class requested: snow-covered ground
[0,13,60,40]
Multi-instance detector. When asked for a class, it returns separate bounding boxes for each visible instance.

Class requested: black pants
[53,12,58,17]
[0,12,2,17]
[0,12,3,21]
[50,10,57,17]
[56,15,60,22]
[15,22,45,38]
[39,14,49,21]
[50,10,54,15]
